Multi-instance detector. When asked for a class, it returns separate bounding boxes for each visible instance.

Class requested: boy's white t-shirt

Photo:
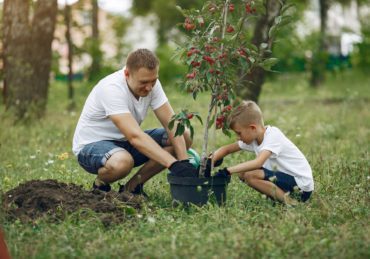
[72,69,168,155]
[238,126,314,192]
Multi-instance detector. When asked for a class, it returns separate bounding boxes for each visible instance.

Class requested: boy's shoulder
[265,125,284,136]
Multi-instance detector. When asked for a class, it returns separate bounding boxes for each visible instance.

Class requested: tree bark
[310,0,329,87]
[88,0,101,81]
[3,0,58,119]
[65,3,75,110]
[237,0,283,103]
[3,0,32,117]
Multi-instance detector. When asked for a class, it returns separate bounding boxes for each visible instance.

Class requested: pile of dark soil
[1,179,143,226]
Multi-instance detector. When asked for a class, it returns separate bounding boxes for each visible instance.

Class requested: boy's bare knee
[244,172,257,185]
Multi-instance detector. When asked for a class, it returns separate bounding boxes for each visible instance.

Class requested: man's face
[125,67,159,98]
[232,122,257,144]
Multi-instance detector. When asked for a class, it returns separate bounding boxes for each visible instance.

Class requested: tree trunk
[3,0,58,119]
[88,0,102,81]
[3,0,33,117]
[310,0,329,87]
[65,3,75,110]
[237,0,283,103]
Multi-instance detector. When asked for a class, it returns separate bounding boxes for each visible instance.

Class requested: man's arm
[154,102,188,160]
[110,113,176,168]
[227,150,271,174]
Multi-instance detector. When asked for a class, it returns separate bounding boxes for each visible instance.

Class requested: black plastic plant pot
[167,174,230,206]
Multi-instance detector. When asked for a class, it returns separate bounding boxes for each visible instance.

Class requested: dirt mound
[2,179,143,226]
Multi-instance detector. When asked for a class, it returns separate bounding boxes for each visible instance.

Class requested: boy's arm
[212,143,241,162]
[227,150,271,174]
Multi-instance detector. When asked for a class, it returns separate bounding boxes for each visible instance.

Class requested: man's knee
[104,151,134,174]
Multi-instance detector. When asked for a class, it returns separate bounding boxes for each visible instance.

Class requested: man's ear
[124,68,129,78]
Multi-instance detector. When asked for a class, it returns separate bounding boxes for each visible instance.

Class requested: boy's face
[232,122,257,144]
[125,67,159,98]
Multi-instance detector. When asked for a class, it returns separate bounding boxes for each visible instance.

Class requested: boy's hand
[214,167,231,178]
[169,160,199,177]
[199,157,224,177]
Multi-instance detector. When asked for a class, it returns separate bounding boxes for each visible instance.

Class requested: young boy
[212,100,314,205]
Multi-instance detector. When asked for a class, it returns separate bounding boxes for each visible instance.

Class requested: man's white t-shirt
[72,69,168,155]
[238,126,314,192]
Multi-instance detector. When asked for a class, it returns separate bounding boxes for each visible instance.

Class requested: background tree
[309,0,329,87]
[108,13,131,67]
[64,1,75,110]
[87,0,102,81]
[3,0,58,120]
[237,0,288,102]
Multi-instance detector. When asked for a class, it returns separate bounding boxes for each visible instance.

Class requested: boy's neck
[256,125,266,145]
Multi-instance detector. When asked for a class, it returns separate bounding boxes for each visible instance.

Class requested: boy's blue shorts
[77,128,169,174]
[263,168,312,202]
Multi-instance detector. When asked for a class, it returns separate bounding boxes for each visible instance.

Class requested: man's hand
[169,160,199,177]
[214,167,231,178]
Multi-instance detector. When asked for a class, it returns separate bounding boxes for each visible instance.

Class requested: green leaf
[192,90,198,100]
[260,58,279,71]
[274,16,282,25]
[260,43,268,50]
[195,114,203,125]
[268,25,278,39]
[208,115,215,129]
[185,119,191,128]
[175,124,185,137]
[124,206,137,215]
[281,3,295,15]
[168,119,175,130]
[189,126,194,139]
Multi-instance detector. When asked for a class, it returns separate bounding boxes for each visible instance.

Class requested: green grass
[1,69,369,258]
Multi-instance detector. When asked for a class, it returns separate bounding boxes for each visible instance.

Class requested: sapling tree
[169,0,291,177]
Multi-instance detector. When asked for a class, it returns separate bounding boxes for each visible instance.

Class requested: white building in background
[298,0,368,56]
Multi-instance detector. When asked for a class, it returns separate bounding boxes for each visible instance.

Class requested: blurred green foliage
[156,44,187,87]
[352,14,370,71]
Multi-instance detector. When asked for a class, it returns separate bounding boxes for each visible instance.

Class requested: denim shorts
[77,128,169,174]
[263,168,312,202]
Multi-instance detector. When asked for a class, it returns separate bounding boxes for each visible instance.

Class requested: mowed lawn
[1,69,369,258]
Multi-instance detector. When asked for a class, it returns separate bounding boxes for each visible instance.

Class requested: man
[72,49,197,196]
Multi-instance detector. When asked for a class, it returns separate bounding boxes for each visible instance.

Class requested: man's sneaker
[92,181,111,192]
[119,183,148,198]
[131,183,149,198]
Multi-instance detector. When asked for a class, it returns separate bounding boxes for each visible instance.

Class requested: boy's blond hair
[229,100,264,129]
[126,49,159,72]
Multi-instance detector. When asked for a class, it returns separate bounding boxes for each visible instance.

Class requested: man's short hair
[229,100,264,129]
[126,49,159,72]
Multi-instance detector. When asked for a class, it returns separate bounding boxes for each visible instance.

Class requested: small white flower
[295,134,301,137]
[137,214,143,219]
[147,216,155,223]
[30,155,36,159]
[45,160,54,165]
